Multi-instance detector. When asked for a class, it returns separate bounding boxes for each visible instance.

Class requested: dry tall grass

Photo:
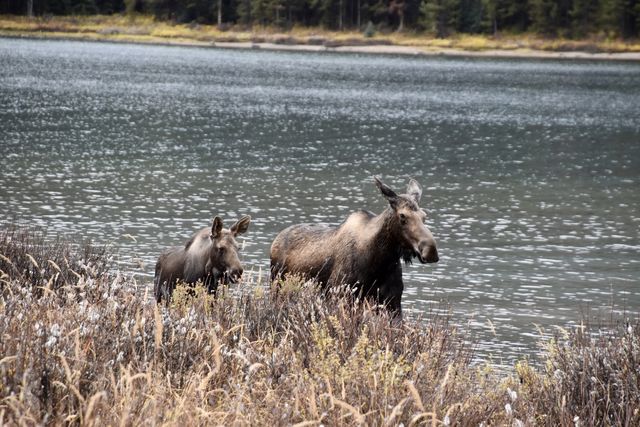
[1,15,640,54]
[515,322,640,425]
[1,227,638,425]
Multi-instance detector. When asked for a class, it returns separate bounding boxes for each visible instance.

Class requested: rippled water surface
[2,38,639,365]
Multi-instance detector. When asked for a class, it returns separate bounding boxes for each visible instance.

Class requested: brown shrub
[1,227,638,425]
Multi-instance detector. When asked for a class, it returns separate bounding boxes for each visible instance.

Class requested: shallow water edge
[3,32,640,62]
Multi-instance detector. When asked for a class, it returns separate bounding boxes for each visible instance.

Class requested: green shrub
[363,21,375,38]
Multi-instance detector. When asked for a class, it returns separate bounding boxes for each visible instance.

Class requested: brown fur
[154,215,251,303]
[270,177,438,318]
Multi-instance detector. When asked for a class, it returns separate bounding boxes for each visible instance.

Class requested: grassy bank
[2,14,640,57]
[1,227,639,425]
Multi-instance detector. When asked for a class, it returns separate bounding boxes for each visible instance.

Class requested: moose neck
[365,207,408,267]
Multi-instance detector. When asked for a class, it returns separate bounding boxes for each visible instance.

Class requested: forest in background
[3,0,640,39]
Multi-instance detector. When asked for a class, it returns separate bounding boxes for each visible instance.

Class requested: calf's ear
[374,176,399,208]
[406,179,422,203]
[211,216,223,239]
[230,215,251,236]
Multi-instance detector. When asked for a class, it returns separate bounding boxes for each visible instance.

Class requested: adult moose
[154,215,251,303]
[270,177,438,318]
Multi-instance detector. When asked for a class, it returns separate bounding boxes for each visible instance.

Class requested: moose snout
[226,266,244,283]
[419,241,439,264]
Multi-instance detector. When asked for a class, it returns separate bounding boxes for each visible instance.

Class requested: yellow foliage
[1,15,639,54]
[309,321,411,399]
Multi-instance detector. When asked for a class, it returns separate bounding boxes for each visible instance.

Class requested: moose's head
[374,177,439,264]
[208,215,251,283]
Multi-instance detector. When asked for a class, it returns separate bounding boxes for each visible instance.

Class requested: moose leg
[204,274,218,296]
[270,260,287,282]
[379,268,404,324]
[154,261,164,303]
[154,274,174,305]
[153,277,162,304]
[386,294,403,324]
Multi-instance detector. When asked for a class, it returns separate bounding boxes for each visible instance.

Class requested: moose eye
[218,247,225,254]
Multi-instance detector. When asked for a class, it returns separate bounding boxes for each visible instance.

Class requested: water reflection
[1,38,639,366]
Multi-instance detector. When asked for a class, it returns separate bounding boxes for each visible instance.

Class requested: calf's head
[374,177,439,264]
[209,215,251,283]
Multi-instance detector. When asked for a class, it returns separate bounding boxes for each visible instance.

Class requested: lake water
[1,38,639,366]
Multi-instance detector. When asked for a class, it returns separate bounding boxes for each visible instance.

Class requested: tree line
[4,0,640,38]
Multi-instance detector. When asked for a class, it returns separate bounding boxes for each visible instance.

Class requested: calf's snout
[226,267,244,283]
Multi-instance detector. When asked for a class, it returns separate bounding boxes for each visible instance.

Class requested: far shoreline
[3,30,640,62]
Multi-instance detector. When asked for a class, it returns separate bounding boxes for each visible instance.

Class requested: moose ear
[211,216,223,239]
[230,215,251,236]
[374,176,398,207]
[406,179,422,203]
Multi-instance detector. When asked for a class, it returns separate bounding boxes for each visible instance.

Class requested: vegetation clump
[516,323,640,425]
[363,21,376,38]
[1,227,639,425]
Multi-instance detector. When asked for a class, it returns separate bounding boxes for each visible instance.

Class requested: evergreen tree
[402,0,425,29]
[236,0,252,26]
[251,0,269,25]
[420,0,458,37]
[95,0,126,14]
[309,0,340,29]
[570,0,599,37]
[124,0,137,15]
[502,0,529,31]
[600,0,638,37]
[458,0,483,33]
[480,0,498,34]
[529,0,560,35]
[71,0,99,14]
